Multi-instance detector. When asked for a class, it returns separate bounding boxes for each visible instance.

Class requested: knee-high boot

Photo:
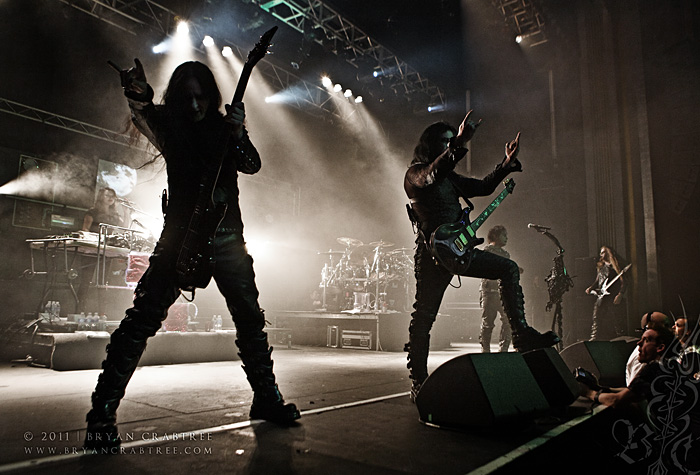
[236,331,300,424]
[85,327,148,449]
[405,321,431,402]
[498,323,512,352]
[500,266,560,353]
[479,325,493,353]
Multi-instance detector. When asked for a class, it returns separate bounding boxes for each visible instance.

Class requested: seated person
[625,311,673,385]
[579,322,699,471]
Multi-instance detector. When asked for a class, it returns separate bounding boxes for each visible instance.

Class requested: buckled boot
[405,329,430,403]
[479,325,493,353]
[237,331,300,425]
[498,326,512,352]
[84,328,148,450]
[500,269,560,353]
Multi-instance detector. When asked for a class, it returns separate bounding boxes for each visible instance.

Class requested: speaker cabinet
[522,348,579,407]
[559,340,637,388]
[415,352,549,428]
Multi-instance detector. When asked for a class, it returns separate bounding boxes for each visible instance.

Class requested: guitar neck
[231,65,252,105]
[467,186,511,234]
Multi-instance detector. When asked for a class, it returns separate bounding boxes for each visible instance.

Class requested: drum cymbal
[318,250,345,255]
[370,240,394,248]
[337,237,364,248]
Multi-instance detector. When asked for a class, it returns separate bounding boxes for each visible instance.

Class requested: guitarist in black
[585,245,627,340]
[85,59,299,450]
[404,112,559,400]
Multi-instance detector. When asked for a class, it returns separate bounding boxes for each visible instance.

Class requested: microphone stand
[533,229,574,350]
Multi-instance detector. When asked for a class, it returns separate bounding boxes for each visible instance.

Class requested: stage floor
[0,343,645,475]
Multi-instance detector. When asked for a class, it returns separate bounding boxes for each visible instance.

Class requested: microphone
[116,197,132,203]
[528,223,551,232]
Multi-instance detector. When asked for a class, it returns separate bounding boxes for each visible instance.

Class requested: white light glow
[203,36,214,47]
[177,21,190,35]
[152,41,170,54]
[321,76,333,88]
[333,83,342,93]
[355,96,363,103]
[344,89,352,98]
[222,46,233,57]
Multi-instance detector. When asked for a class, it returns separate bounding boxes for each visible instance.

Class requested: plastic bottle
[54,301,60,319]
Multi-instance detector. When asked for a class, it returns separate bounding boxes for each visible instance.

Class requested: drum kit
[317,237,413,312]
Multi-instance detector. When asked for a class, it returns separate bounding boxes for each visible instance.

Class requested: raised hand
[453,110,482,149]
[108,58,147,95]
[503,131,521,167]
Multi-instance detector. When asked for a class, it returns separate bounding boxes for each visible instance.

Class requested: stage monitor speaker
[415,352,549,429]
[559,340,637,388]
[522,348,579,407]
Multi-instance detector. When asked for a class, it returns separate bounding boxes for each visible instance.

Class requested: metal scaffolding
[0,97,146,150]
[56,0,355,121]
[490,0,547,46]
[253,0,445,107]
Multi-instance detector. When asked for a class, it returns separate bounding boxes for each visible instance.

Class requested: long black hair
[411,121,456,165]
[162,61,222,119]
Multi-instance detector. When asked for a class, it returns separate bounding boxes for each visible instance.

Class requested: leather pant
[88,230,267,423]
[479,290,512,352]
[406,240,523,383]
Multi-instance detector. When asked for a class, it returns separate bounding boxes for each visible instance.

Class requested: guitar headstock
[503,178,516,194]
[246,26,278,67]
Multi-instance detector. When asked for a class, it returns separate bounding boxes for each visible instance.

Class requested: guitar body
[176,202,227,291]
[430,208,484,267]
[428,178,515,269]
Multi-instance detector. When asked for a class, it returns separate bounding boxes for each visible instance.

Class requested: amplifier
[341,329,372,350]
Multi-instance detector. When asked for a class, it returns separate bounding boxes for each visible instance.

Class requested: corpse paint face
[184,77,210,122]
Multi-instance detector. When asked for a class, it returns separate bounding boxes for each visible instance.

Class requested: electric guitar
[430,178,515,267]
[590,263,631,298]
[175,26,278,292]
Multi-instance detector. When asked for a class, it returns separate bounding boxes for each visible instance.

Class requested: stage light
[344,89,352,98]
[515,35,523,44]
[333,83,342,93]
[355,96,363,103]
[373,70,380,78]
[203,35,214,47]
[152,41,169,54]
[222,46,233,57]
[177,21,189,35]
[321,76,333,88]
[428,104,445,113]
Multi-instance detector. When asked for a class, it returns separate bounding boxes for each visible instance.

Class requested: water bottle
[54,301,60,319]
[217,315,223,330]
[99,314,107,331]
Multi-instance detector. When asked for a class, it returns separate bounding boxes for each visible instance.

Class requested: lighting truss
[55,0,350,121]
[0,97,147,150]
[490,0,547,46]
[252,0,446,108]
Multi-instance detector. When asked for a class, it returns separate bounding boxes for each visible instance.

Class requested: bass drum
[384,278,412,312]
